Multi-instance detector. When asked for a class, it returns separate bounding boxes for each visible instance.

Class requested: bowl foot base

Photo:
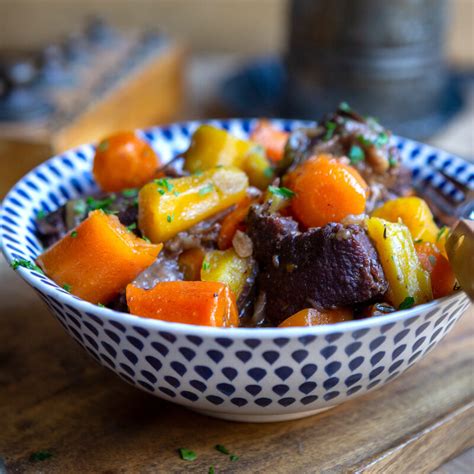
[190,405,336,423]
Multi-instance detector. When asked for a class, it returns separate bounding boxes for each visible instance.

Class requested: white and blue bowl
[1,119,472,422]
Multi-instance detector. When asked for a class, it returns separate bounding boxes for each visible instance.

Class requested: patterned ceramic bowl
[1,119,472,422]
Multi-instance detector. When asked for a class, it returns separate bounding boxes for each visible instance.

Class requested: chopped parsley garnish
[178,448,197,461]
[323,121,337,141]
[399,296,415,310]
[71,231,78,238]
[339,101,351,112]
[388,155,398,167]
[122,188,138,198]
[97,303,105,307]
[10,259,43,273]
[413,239,423,244]
[126,223,137,231]
[63,283,72,292]
[73,199,87,215]
[215,445,230,455]
[86,195,116,212]
[36,209,46,220]
[199,183,214,196]
[97,140,109,152]
[436,226,448,242]
[230,454,239,461]
[158,189,166,195]
[375,132,389,147]
[155,178,174,192]
[357,135,373,147]
[173,191,180,196]
[29,451,53,462]
[202,261,211,271]
[209,466,215,474]
[348,145,365,164]
[194,170,203,176]
[268,186,295,199]
[166,214,174,223]
[428,255,437,266]
[142,235,151,243]
[264,167,274,178]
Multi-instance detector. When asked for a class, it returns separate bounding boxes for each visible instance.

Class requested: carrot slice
[37,210,162,304]
[250,120,289,162]
[415,242,456,299]
[279,308,352,327]
[289,154,368,228]
[126,281,239,327]
[93,131,160,192]
[217,196,254,250]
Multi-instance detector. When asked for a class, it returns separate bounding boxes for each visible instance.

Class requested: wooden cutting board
[0,257,472,473]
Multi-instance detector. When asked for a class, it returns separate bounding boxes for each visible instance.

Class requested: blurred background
[0,0,473,195]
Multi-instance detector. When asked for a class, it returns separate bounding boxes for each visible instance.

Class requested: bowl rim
[0,118,470,339]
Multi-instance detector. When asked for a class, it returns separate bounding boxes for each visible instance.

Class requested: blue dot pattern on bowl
[0,119,472,418]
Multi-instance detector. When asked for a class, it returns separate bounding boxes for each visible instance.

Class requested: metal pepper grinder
[286,0,449,138]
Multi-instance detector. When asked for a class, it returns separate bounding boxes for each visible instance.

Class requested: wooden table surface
[0,256,473,473]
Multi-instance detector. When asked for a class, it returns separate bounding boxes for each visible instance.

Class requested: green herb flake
[178,448,197,461]
[209,466,215,474]
[158,189,166,196]
[97,140,109,152]
[357,134,373,147]
[202,261,211,272]
[166,214,174,223]
[428,255,437,266]
[215,445,230,455]
[122,188,138,198]
[36,209,47,220]
[29,451,53,462]
[348,145,365,164]
[199,183,214,196]
[268,186,295,199]
[323,121,337,141]
[155,178,174,192]
[127,222,137,231]
[436,226,448,242]
[230,454,239,461]
[375,132,389,148]
[413,239,423,244]
[63,284,72,293]
[173,191,180,196]
[86,195,116,212]
[142,235,151,243]
[73,199,87,216]
[388,155,398,167]
[97,303,105,308]
[10,259,43,273]
[194,170,203,176]
[264,167,274,178]
[399,296,415,310]
[71,230,78,238]
[339,101,351,112]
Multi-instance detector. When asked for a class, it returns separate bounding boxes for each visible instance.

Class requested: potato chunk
[367,217,432,308]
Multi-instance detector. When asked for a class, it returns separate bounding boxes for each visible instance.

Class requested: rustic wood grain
[0,257,472,473]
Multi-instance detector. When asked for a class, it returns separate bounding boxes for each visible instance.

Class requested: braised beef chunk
[281,104,413,211]
[247,206,388,325]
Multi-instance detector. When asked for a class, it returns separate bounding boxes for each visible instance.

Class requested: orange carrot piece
[178,248,205,281]
[93,131,160,192]
[250,120,289,162]
[279,308,352,327]
[37,211,162,304]
[289,154,368,228]
[415,242,456,299]
[217,196,254,250]
[126,281,239,327]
